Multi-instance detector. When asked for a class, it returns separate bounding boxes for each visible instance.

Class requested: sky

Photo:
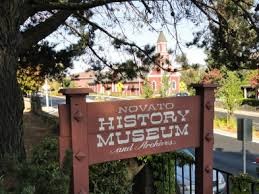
[70,27,206,74]
[46,9,207,75]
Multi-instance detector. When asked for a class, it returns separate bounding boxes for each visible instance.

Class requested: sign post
[42,78,50,109]
[237,118,253,174]
[193,84,216,194]
[59,84,217,194]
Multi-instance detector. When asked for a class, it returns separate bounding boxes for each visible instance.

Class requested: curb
[215,108,259,118]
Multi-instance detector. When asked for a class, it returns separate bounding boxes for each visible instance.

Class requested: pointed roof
[157,31,167,43]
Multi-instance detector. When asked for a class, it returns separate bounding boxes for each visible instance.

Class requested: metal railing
[133,156,259,194]
[174,162,259,194]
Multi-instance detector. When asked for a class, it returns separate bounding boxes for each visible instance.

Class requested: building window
[172,80,176,90]
[152,81,156,91]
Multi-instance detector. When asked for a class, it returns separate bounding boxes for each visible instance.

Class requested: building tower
[157,31,170,59]
[147,31,180,94]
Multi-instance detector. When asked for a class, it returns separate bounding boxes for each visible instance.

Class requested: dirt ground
[23,111,55,155]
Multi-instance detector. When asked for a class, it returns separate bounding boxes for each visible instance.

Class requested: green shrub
[0,137,132,194]
[231,173,257,194]
[89,160,132,194]
[214,117,236,130]
[16,137,70,194]
[138,152,194,194]
[242,98,259,107]
[0,137,70,194]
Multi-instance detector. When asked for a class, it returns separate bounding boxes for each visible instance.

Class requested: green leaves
[159,73,171,97]
[231,173,258,194]
[142,80,154,98]
[206,0,258,71]
[218,71,243,121]
[89,160,132,194]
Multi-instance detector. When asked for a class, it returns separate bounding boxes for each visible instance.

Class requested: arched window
[172,80,176,90]
[152,81,156,91]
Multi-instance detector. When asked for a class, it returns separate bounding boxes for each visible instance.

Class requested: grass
[214,117,259,139]
[214,117,237,132]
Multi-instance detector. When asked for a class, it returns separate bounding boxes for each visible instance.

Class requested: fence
[151,157,259,194]
[133,155,259,194]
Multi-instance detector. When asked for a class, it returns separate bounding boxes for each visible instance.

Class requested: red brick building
[72,32,180,96]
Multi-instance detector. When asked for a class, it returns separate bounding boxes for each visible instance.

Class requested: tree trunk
[0,1,25,159]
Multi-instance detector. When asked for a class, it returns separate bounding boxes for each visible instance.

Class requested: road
[41,97,259,177]
[214,134,259,178]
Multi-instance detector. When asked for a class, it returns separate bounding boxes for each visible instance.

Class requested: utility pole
[237,118,253,174]
[242,138,246,174]
[43,78,49,110]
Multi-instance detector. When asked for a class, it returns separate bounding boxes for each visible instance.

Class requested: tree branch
[76,14,151,56]
[21,11,71,52]
[190,0,221,26]
[32,0,138,11]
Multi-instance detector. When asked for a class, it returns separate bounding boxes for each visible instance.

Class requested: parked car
[176,92,189,97]
[176,149,226,194]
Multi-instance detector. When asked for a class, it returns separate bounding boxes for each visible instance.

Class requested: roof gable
[157,31,167,43]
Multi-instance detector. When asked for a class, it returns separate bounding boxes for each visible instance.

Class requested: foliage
[250,73,259,88]
[179,81,187,92]
[203,0,258,71]
[239,70,258,85]
[175,54,189,70]
[242,98,259,107]
[17,66,45,95]
[142,80,154,98]
[0,137,71,194]
[214,117,236,130]
[17,137,71,194]
[159,73,171,97]
[62,78,72,88]
[0,137,132,194]
[18,42,75,94]
[138,151,194,194]
[202,68,222,84]
[230,173,258,194]
[217,71,243,122]
[180,67,205,95]
[49,80,62,96]
[149,154,176,194]
[89,160,132,194]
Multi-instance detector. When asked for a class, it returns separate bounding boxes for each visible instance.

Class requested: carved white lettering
[98,117,114,131]
[175,124,189,136]
[97,134,114,147]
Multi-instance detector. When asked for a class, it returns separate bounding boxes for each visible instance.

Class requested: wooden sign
[58,85,216,194]
[87,96,201,164]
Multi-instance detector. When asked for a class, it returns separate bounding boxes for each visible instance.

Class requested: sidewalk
[214,128,259,144]
[42,106,59,116]
[215,107,259,117]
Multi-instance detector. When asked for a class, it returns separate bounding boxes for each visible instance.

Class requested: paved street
[41,95,65,108]
[214,134,259,178]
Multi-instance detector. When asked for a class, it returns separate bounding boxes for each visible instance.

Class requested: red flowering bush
[249,74,259,88]
[202,69,222,84]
